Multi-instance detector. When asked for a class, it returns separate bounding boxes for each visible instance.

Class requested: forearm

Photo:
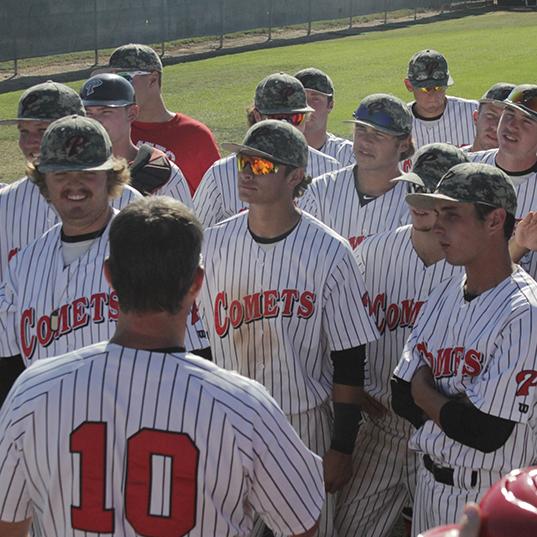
[509,236,529,263]
[411,377,450,426]
[390,375,426,428]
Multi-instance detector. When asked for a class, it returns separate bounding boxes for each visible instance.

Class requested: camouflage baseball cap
[505,84,537,120]
[0,81,85,125]
[407,49,454,89]
[406,162,517,216]
[108,43,162,72]
[294,67,334,97]
[394,143,469,192]
[37,115,115,173]
[345,93,412,136]
[479,82,516,105]
[255,73,314,115]
[222,119,308,168]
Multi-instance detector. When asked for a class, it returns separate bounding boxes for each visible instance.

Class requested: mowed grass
[0,10,536,183]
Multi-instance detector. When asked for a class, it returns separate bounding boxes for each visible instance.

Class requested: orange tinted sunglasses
[266,112,306,126]
[419,86,446,94]
[237,154,280,175]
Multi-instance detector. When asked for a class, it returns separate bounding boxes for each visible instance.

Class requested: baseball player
[404,49,478,149]
[199,120,380,536]
[193,72,340,228]
[103,43,221,195]
[0,82,142,284]
[294,67,354,166]
[465,83,515,152]
[299,93,414,249]
[0,196,324,537]
[392,162,537,534]
[81,73,193,204]
[0,116,208,404]
[335,144,468,537]
[469,85,537,277]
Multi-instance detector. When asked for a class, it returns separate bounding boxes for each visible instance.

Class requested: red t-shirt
[131,113,220,195]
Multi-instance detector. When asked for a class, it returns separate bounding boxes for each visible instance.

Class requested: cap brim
[82,100,134,107]
[405,192,461,210]
[257,105,315,114]
[392,172,426,187]
[343,119,408,136]
[221,142,299,168]
[0,117,50,126]
[304,88,333,97]
[408,74,454,89]
[505,102,537,120]
[37,157,115,173]
[478,98,508,106]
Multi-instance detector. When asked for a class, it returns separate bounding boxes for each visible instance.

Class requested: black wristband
[330,402,362,454]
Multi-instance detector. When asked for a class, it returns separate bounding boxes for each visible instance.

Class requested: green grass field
[0,10,536,183]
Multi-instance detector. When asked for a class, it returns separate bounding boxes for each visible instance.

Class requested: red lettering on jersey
[348,236,366,249]
[515,370,537,396]
[462,349,483,377]
[416,342,434,369]
[297,291,316,319]
[400,299,424,328]
[72,297,90,329]
[229,300,244,328]
[108,291,119,320]
[20,308,36,358]
[36,315,53,347]
[435,347,454,378]
[362,293,422,335]
[263,290,279,318]
[55,304,71,337]
[244,293,262,322]
[90,293,107,323]
[280,289,299,317]
[385,303,400,332]
[7,247,19,262]
[214,291,230,338]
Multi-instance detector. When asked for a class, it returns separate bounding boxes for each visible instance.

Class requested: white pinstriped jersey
[320,132,354,167]
[152,160,193,207]
[0,178,141,282]
[394,266,537,474]
[470,148,537,278]
[0,342,324,537]
[356,225,462,432]
[0,217,207,364]
[410,96,478,148]
[299,165,410,249]
[200,211,379,415]
[193,148,340,228]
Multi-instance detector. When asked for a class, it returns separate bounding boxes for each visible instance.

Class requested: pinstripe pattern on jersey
[395,266,537,475]
[469,148,537,278]
[0,178,142,283]
[320,132,354,167]
[200,211,379,415]
[153,161,193,208]
[0,342,324,536]
[0,218,207,363]
[299,166,410,249]
[410,96,478,148]
[193,149,340,228]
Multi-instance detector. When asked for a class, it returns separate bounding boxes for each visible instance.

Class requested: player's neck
[136,97,175,123]
[412,99,446,120]
[248,203,301,240]
[496,149,537,174]
[411,228,445,267]
[464,245,514,296]
[304,127,327,151]
[113,135,138,163]
[110,311,186,350]
[354,165,398,197]
[61,205,113,237]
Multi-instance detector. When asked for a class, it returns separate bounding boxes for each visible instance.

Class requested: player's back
[0,342,323,536]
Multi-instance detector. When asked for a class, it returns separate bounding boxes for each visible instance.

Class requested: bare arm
[0,518,31,537]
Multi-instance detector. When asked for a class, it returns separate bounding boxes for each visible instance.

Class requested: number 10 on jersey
[70,422,199,535]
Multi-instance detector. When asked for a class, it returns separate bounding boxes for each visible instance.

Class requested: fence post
[160,0,166,57]
[414,0,417,21]
[384,0,388,25]
[219,0,225,48]
[267,0,273,41]
[349,0,353,30]
[93,0,98,65]
[307,0,312,36]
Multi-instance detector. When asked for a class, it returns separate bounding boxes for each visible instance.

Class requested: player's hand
[322,449,352,493]
[515,212,537,252]
[458,503,481,537]
[355,387,388,419]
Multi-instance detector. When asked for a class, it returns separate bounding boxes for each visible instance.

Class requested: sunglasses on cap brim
[265,113,306,127]
[506,89,537,117]
[237,154,280,175]
[115,71,152,82]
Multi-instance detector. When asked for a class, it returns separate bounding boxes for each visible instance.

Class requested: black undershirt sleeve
[192,347,213,362]
[331,345,365,386]
[0,355,25,408]
[440,400,516,453]
[390,375,426,429]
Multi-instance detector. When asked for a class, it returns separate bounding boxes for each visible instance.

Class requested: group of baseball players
[0,41,535,537]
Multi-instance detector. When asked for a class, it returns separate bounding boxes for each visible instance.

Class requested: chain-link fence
[0,0,494,68]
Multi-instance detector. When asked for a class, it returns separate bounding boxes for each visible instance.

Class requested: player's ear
[486,208,507,236]
[189,266,205,300]
[327,98,334,112]
[126,104,139,122]
[252,109,263,123]
[473,109,478,126]
[103,258,112,287]
[403,79,414,93]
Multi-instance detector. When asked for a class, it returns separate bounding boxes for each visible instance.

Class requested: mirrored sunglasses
[266,112,306,127]
[418,86,446,94]
[237,154,280,175]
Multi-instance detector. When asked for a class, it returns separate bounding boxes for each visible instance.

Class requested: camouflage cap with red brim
[255,73,314,115]
[37,115,115,173]
[0,81,85,125]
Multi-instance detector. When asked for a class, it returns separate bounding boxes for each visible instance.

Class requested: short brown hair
[108,196,203,314]
[26,156,130,200]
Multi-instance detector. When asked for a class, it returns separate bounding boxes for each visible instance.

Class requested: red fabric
[131,113,220,195]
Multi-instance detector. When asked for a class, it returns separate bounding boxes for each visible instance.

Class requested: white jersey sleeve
[0,274,20,357]
[111,184,143,210]
[152,161,194,208]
